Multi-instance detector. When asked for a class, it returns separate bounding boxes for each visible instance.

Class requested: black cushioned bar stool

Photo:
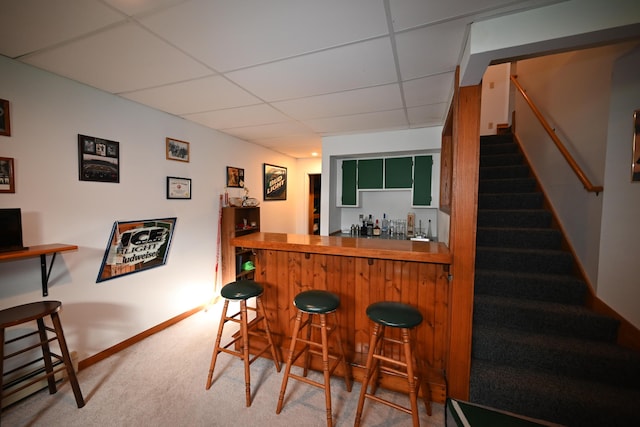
[0,301,84,414]
[354,301,432,427]
[206,280,281,407]
[276,290,352,427]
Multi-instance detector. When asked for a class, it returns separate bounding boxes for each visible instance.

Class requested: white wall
[0,56,310,360]
[598,46,640,328]
[321,127,443,235]
[513,43,640,328]
[480,63,510,135]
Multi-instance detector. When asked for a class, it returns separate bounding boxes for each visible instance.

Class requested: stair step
[480,153,523,167]
[479,165,530,179]
[473,295,619,342]
[472,325,640,389]
[480,134,516,144]
[479,142,520,155]
[477,209,551,228]
[479,177,537,193]
[478,193,543,209]
[469,360,640,427]
[474,269,586,305]
[476,246,575,275]
[476,227,561,249]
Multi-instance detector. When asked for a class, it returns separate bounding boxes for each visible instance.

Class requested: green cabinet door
[413,155,433,206]
[385,157,413,188]
[358,158,383,189]
[341,159,357,205]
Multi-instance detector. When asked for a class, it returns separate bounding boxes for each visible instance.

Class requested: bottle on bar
[373,219,381,236]
[381,213,389,234]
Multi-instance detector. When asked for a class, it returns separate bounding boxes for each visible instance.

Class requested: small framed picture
[78,134,119,183]
[0,98,10,137]
[263,163,287,200]
[0,157,15,193]
[226,166,244,188]
[167,176,191,199]
[166,137,190,162]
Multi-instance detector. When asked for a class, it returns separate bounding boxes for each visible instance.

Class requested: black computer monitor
[0,208,28,252]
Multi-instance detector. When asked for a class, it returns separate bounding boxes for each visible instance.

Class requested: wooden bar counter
[231,232,452,404]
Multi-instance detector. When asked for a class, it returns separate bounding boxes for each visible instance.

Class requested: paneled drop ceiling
[0,0,563,158]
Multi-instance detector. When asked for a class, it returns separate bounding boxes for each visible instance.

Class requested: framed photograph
[633,109,640,182]
[167,176,191,199]
[226,166,244,188]
[97,217,177,283]
[0,98,10,137]
[78,134,119,183]
[263,163,287,201]
[166,137,190,162]
[0,157,15,193]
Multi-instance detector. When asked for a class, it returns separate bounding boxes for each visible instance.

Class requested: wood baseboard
[77,305,205,371]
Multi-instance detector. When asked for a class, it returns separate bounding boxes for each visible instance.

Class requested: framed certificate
[166,176,191,199]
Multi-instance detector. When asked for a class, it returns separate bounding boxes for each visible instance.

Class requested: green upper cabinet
[357,158,383,189]
[341,159,357,205]
[413,155,433,206]
[385,157,413,188]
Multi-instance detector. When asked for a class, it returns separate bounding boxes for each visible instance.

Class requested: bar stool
[0,301,84,412]
[354,301,432,427]
[206,280,281,407]
[276,289,352,427]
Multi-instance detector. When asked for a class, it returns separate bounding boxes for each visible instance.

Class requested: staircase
[469,133,640,427]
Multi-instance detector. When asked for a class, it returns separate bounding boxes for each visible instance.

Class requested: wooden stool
[0,301,84,412]
[354,301,432,427]
[276,290,352,427]
[206,280,281,407]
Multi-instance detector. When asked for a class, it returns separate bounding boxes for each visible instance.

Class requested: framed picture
[633,109,640,182]
[96,217,177,283]
[78,134,120,183]
[263,163,287,200]
[167,176,191,199]
[166,137,190,162]
[0,157,15,193]
[226,166,244,188]
[0,99,10,136]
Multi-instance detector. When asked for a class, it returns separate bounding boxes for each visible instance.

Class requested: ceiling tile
[103,0,187,17]
[407,103,448,126]
[403,73,455,108]
[226,37,398,101]
[122,76,261,115]
[0,0,125,58]
[139,0,389,72]
[272,84,404,120]
[222,121,314,141]
[307,110,408,134]
[22,22,213,93]
[184,104,293,129]
[395,19,468,80]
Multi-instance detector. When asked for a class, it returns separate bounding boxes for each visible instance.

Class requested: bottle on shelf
[373,219,381,236]
[427,219,433,241]
[381,213,389,234]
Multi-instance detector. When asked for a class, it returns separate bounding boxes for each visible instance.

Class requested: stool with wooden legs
[0,301,84,415]
[354,301,432,427]
[206,280,281,407]
[276,290,352,427]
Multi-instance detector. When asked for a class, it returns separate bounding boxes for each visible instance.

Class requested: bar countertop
[231,232,451,264]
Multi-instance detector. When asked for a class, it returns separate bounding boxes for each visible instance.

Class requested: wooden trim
[510,75,602,194]
[77,305,205,371]
[446,68,482,400]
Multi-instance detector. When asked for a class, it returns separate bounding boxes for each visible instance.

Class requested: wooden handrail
[510,75,603,194]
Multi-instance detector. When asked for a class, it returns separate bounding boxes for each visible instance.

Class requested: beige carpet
[1,303,445,426]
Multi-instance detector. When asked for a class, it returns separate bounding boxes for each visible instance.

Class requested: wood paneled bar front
[230,232,452,403]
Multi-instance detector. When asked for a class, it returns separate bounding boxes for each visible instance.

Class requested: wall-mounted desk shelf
[0,244,78,297]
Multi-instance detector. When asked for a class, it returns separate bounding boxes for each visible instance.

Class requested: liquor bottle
[366,215,373,236]
[427,219,433,241]
[373,219,381,236]
[381,213,389,234]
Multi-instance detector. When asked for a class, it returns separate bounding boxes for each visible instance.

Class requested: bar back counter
[231,232,452,404]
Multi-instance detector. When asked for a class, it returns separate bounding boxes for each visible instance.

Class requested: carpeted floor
[1,303,444,426]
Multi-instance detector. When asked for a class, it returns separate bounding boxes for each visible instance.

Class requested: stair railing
[510,75,603,194]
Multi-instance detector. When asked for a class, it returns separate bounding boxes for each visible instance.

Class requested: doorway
[308,174,321,234]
